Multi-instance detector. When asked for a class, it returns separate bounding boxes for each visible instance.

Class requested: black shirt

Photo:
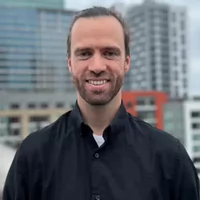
[3,101,200,200]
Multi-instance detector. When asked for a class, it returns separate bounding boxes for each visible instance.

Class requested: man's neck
[78,94,121,136]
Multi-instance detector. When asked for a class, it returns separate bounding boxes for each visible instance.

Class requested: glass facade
[0,7,76,92]
[0,0,64,9]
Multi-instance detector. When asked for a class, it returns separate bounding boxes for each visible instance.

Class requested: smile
[88,80,108,85]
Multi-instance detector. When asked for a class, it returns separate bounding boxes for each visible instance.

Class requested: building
[0,0,65,9]
[0,6,76,92]
[0,91,77,141]
[163,99,185,145]
[164,98,200,178]
[113,0,188,98]
[122,91,168,130]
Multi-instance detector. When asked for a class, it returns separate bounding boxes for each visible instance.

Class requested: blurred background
[0,0,199,197]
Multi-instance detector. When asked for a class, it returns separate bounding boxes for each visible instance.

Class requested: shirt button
[93,195,100,200]
[94,153,99,158]
[95,195,100,200]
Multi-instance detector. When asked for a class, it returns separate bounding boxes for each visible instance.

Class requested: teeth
[88,80,107,85]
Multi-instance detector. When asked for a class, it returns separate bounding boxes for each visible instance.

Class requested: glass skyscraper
[0,0,65,9]
[0,6,76,92]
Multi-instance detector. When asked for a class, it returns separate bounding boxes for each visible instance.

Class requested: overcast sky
[65,0,200,96]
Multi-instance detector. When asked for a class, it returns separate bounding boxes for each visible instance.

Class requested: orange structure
[122,91,168,130]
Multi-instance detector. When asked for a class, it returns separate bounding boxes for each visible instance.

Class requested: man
[3,6,199,200]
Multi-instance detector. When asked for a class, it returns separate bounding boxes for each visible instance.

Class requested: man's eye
[79,51,92,57]
[104,51,117,57]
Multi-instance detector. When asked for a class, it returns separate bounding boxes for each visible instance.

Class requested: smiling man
[69,16,127,107]
[3,6,199,200]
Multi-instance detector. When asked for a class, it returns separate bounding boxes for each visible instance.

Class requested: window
[193,146,200,152]
[28,103,36,109]
[192,123,200,129]
[193,157,200,163]
[0,117,7,123]
[30,116,49,122]
[172,13,176,22]
[196,168,200,174]
[152,82,157,90]
[193,134,200,141]
[175,71,178,80]
[180,20,185,30]
[137,111,156,119]
[182,49,186,59]
[149,98,155,105]
[191,112,200,118]
[173,28,176,37]
[181,12,185,18]
[9,117,20,123]
[173,42,177,51]
[56,102,64,108]
[13,129,20,136]
[182,63,187,73]
[183,78,187,88]
[175,86,179,97]
[41,103,48,109]
[137,97,145,105]
[174,56,178,66]
[183,93,187,99]
[10,103,19,109]
[181,35,185,44]
[165,123,174,131]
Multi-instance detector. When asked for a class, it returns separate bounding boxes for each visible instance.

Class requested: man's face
[68,16,130,106]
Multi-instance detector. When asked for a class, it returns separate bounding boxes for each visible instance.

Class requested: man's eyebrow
[74,47,92,54]
[73,46,121,54]
[103,46,121,53]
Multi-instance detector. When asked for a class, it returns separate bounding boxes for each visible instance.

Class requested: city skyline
[65,0,200,96]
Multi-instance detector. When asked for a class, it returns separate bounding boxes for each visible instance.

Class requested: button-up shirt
[3,101,199,200]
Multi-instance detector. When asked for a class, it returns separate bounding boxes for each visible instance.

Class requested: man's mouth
[87,80,108,85]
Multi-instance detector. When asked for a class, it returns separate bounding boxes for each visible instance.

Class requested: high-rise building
[113,0,188,98]
[0,6,76,92]
[0,0,65,9]
[164,97,200,178]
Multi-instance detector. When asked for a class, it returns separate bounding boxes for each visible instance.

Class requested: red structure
[122,91,168,130]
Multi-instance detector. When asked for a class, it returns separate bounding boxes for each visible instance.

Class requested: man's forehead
[71,16,123,34]
[73,43,121,51]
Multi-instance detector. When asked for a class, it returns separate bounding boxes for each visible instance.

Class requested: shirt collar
[69,100,129,136]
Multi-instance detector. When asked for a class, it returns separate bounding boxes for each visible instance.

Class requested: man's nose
[88,54,106,74]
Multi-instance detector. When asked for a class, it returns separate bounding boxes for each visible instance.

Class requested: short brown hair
[67,6,130,58]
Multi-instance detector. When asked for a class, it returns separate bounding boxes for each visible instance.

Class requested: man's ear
[68,57,72,73]
[124,55,130,74]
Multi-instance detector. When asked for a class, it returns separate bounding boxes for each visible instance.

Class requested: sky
[65,0,200,96]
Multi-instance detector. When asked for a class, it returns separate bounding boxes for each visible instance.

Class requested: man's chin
[85,98,111,106]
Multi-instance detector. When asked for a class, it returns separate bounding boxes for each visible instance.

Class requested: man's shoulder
[128,114,181,154]
[18,110,72,155]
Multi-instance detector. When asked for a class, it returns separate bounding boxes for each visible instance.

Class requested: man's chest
[39,143,168,200]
